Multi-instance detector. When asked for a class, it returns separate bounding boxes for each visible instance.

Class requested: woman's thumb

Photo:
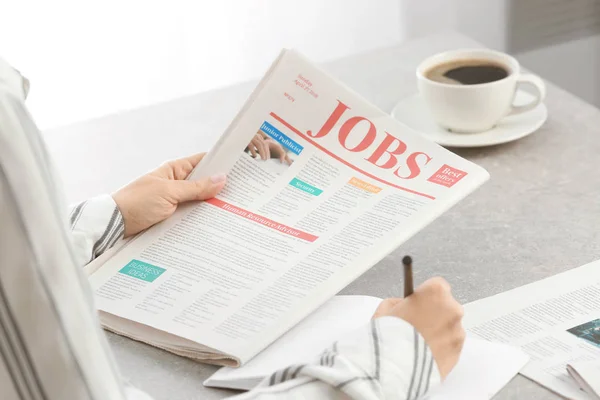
[170,174,227,203]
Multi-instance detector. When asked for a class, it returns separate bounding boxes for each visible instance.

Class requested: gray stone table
[44,32,600,399]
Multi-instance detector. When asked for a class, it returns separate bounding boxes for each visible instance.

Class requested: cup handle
[508,74,546,116]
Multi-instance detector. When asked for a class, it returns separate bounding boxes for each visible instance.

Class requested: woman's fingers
[258,136,270,160]
[248,145,257,158]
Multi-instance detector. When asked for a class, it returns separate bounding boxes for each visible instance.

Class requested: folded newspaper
[86,49,489,367]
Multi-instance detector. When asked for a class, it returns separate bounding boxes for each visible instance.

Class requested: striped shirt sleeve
[0,57,128,400]
[230,316,441,400]
[69,195,125,266]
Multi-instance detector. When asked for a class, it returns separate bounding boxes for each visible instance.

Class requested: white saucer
[391,90,548,148]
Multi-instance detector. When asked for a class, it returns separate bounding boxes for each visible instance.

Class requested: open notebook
[205,295,529,399]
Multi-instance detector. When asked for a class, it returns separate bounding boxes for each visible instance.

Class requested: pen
[402,255,414,297]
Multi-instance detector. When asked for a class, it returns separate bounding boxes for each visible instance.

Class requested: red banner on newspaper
[427,164,467,188]
[205,198,319,242]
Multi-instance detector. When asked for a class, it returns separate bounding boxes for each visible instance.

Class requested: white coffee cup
[417,49,546,133]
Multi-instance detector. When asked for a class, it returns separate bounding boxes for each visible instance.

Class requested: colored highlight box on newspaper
[427,164,467,188]
[289,178,323,196]
[206,197,318,242]
[119,260,166,283]
[348,177,382,194]
[259,121,304,155]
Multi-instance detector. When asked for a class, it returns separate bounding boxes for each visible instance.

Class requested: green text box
[119,259,166,283]
[289,178,323,196]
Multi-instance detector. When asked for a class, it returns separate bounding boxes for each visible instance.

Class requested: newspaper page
[88,49,489,364]
[463,259,600,400]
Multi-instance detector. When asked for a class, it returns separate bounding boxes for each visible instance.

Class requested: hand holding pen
[372,256,466,379]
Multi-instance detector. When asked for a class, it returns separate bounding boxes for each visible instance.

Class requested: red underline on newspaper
[269,113,435,200]
[205,198,319,242]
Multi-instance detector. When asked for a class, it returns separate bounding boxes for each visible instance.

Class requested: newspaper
[87,49,489,366]
[464,259,600,399]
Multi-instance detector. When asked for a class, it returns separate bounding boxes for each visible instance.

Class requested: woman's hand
[265,139,293,165]
[112,153,226,237]
[248,134,270,160]
[247,132,292,165]
[373,277,465,379]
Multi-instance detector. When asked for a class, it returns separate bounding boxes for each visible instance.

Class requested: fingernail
[210,174,226,184]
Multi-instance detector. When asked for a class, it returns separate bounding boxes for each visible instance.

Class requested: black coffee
[425,60,509,85]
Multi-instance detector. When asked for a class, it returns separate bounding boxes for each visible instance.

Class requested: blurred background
[2,0,600,130]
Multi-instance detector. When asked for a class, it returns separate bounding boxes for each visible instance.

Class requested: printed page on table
[88,49,489,365]
[463,259,600,400]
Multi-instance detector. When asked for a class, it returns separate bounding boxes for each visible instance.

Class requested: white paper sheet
[205,295,528,399]
[568,361,600,399]
[425,337,529,400]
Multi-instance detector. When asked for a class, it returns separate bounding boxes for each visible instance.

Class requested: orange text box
[348,177,382,194]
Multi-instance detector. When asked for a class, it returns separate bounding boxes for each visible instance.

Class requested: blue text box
[260,121,304,155]
[119,260,166,282]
